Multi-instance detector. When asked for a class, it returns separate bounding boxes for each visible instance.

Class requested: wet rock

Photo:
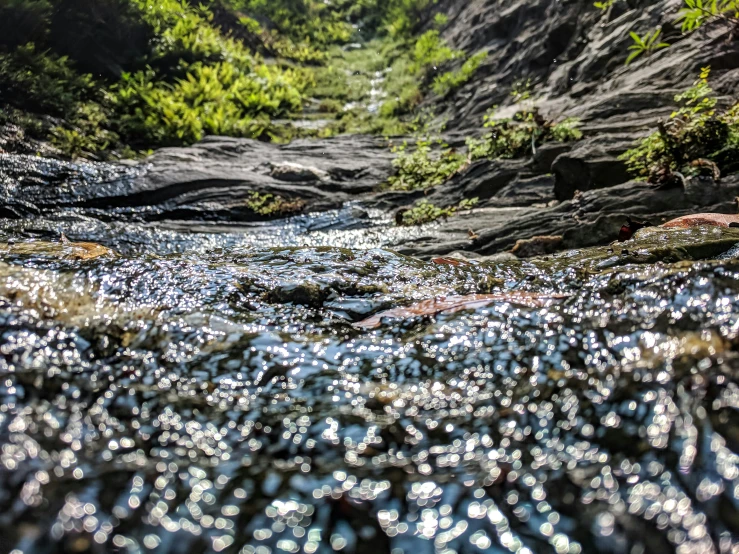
[684,175,722,206]
[0,136,396,222]
[510,235,563,258]
[269,162,328,182]
[354,292,566,330]
[662,212,739,228]
[401,175,739,258]
[264,282,331,308]
[552,136,632,201]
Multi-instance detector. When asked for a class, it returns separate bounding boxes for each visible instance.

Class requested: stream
[1,155,739,554]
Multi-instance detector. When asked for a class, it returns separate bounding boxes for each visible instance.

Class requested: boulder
[552,136,632,201]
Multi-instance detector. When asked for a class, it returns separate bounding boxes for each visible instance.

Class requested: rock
[397,175,739,258]
[269,162,328,182]
[510,235,563,258]
[662,213,739,229]
[552,136,632,201]
[684,175,722,206]
[0,135,396,222]
[264,282,330,308]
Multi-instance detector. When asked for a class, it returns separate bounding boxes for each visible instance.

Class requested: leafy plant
[385,136,467,191]
[245,191,306,216]
[0,43,95,115]
[410,29,460,74]
[510,78,534,102]
[434,13,449,27]
[676,0,739,33]
[466,109,582,161]
[625,27,669,65]
[620,67,739,180]
[432,51,487,96]
[398,198,479,226]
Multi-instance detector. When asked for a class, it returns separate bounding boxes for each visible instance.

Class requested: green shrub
[432,51,487,96]
[398,198,478,226]
[112,61,304,147]
[382,0,437,37]
[593,0,618,10]
[620,67,739,180]
[245,191,306,216]
[51,102,119,159]
[466,109,582,161]
[0,43,94,115]
[411,30,459,72]
[0,0,51,49]
[676,0,739,33]
[385,136,467,191]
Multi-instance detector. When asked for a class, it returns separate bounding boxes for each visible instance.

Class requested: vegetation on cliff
[621,67,739,182]
[0,0,489,158]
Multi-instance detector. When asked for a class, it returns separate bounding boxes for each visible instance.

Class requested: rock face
[0,135,396,221]
[436,0,739,133]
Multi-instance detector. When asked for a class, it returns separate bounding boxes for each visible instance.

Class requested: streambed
[1,153,739,554]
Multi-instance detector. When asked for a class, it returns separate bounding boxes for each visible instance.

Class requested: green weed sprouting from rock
[510,78,534,102]
[385,136,467,191]
[245,191,306,217]
[466,109,582,161]
[620,67,739,181]
[625,27,669,65]
[398,198,479,226]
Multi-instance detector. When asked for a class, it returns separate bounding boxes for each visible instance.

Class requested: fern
[625,28,669,65]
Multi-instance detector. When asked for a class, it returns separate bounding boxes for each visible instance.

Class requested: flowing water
[2,157,739,554]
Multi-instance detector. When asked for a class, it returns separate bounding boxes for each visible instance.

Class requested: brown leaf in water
[662,213,739,229]
[354,292,567,330]
[432,257,471,266]
[64,242,114,260]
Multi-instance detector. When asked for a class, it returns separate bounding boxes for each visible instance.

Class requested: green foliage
[0,0,314,155]
[411,30,459,71]
[245,191,306,216]
[432,51,487,96]
[620,67,739,180]
[625,27,669,65]
[112,61,305,147]
[0,43,94,115]
[594,0,617,10]
[434,13,449,27]
[398,198,479,226]
[225,0,354,46]
[510,78,534,102]
[0,0,503,158]
[383,0,437,38]
[676,0,739,33]
[386,136,467,191]
[466,109,582,161]
[50,102,119,159]
[0,0,51,49]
